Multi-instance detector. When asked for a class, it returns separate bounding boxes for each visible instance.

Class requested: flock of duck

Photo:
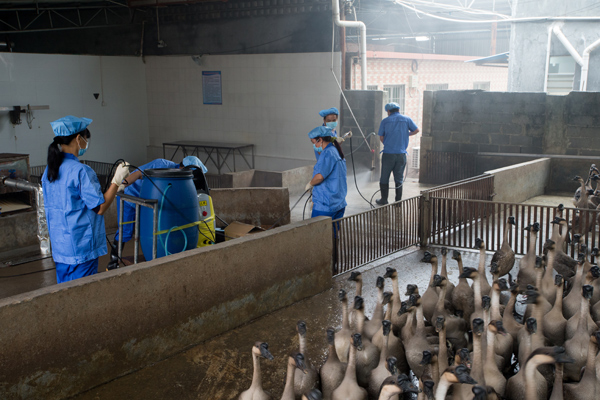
[239,172,600,400]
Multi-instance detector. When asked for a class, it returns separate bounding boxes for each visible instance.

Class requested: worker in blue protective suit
[305,126,348,220]
[375,102,420,205]
[314,107,339,160]
[42,116,130,284]
[106,155,208,270]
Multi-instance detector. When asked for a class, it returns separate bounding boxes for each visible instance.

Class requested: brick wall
[420,90,600,191]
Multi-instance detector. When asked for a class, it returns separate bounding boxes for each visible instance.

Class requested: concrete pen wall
[0,217,333,399]
[485,158,551,203]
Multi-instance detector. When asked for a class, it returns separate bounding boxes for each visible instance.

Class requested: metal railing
[30,160,115,186]
[421,151,478,184]
[332,196,421,276]
[426,197,599,258]
[423,174,495,201]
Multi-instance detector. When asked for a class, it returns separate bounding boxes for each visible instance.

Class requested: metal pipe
[134,203,140,264]
[1,176,50,255]
[581,37,600,91]
[118,196,124,264]
[332,0,367,89]
[552,25,584,66]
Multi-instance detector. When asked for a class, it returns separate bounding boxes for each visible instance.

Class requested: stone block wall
[420,90,600,192]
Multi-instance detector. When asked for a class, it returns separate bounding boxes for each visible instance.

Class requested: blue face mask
[326,121,338,129]
[313,143,323,153]
[78,136,88,157]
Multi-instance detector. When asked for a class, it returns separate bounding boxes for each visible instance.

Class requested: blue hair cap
[50,116,93,137]
[318,107,339,118]
[308,126,335,139]
[385,102,401,112]
[182,156,208,173]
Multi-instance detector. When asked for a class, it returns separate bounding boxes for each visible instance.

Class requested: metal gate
[332,196,421,276]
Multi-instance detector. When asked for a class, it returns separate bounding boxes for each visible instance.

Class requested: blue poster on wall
[202,71,222,105]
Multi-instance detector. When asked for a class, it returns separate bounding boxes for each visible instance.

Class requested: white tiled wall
[145,52,342,172]
[0,53,149,168]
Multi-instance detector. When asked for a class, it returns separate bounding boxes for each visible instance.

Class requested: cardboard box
[224,221,265,240]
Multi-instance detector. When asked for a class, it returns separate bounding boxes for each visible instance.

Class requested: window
[367,85,378,90]
[473,82,491,91]
[382,85,406,114]
[546,56,576,95]
[426,83,449,91]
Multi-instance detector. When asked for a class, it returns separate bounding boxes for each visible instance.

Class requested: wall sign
[202,71,222,105]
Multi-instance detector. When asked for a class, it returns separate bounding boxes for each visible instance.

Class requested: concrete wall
[485,158,551,203]
[282,165,314,196]
[211,187,290,228]
[0,217,332,399]
[508,0,600,92]
[0,53,149,167]
[420,90,600,192]
[144,52,341,172]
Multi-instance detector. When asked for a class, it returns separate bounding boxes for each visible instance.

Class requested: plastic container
[139,168,199,260]
[196,192,216,247]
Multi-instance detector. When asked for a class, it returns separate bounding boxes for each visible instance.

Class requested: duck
[440,247,455,304]
[294,321,319,397]
[382,268,404,329]
[320,328,346,400]
[506,318,545,400]
[435,316,449,377]
[459,267,485,330]
[420,251,440,323]
[352,296,380,388]
[367,320,396,400]
[348,272,368,331]
[469,318,487,390]
[451,249,475,323]
[549,361,565,400]
[335,289,352,363]
[474,238,492,297]
[432,274,468,350]
[435,365,477,400]
[565,270,599,340]
[489,278,513,371]
[490,216,516,278]
[525,347,575,399]
[483,320,507,397]
[518,223,540,294]
[363,276,386,340]
[331,333,368,400]
[564,331,600,400]
[239,342,275,400]
[301,389,322,400]
[572,165,599,207]
[281,352,308,400]
[502,280,523,346]
[524,256,552,321]
[563,255,587,319]
[371,294,408,375]
[377,374,420,400]
[549,219,577,280]
[521,288,546,356]
[404,295,432,379]
[564,285,595,382]
[544,274,567,346]
[418,350,437,398]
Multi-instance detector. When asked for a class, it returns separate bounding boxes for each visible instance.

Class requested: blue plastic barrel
[139,168,199,260]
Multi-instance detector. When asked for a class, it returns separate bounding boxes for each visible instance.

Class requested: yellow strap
[119,221,136,226]
[154,221,203,236]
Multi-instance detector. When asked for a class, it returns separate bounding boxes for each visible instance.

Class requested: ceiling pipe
[551,25,584,66]
[332,0,367,89]
[581,37,600,91]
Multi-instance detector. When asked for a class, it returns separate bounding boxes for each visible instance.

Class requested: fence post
[419,192,431,247]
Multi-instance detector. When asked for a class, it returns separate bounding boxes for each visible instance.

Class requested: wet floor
[72,245,500,400]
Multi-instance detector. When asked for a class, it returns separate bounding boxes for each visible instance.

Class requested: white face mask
[78,136,89,157]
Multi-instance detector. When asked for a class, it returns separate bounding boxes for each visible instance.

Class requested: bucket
[140,168,199,260]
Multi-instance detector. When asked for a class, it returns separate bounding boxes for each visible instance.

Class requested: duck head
[376,276,385,289]
[254,342,274,360]
[326,328,335,345]
[397,373,420,394]
[583,284,594,300]
[384,267,397,279]
[352,333,363,351]
[472,318,484,336]
[386,356,398,375]
[453,365,477,385]
[452,249,461,261]
[296,321,307,336]
[398,301,409,316]
[459,267,478,279]
[405,284,418,296]
[489,320,507,336]
[526,346,574,365]
[382,319,392,337]
[338,289,347,302]
[508,216,516,225]
[353,296,364,311]
[555,274,564,287]
[482,295,491,311]
[423,380,435,399]
[474,238,485,250]
[472,386,487,400]
[382,291,393,305]
[496,278,509,291]
[441,247,448,256]
[526,317,538,335]
[573,175,583,182]
[456,348,472,369]
[420,251,436,263]
[420,350,433,366]
[435,316,446,333]
[490,262,500,275]
[432,274,446,288]
[348,271,362,282]
[292,352,308,374]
